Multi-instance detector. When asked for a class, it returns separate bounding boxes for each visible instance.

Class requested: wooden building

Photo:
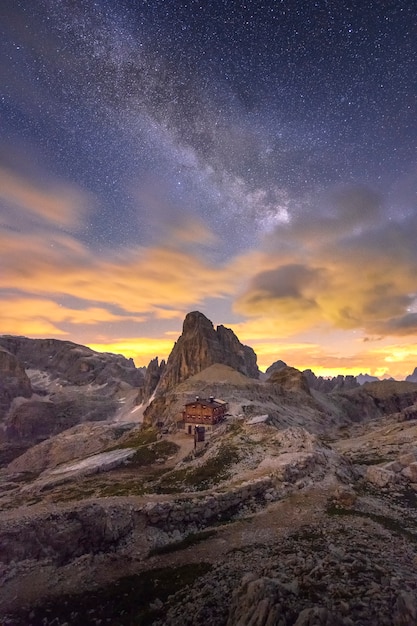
[183,396,228,435]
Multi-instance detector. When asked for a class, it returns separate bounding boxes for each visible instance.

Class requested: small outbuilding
[183,396,228,435]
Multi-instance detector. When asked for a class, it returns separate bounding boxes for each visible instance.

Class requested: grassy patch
[95,481,146,497]
[7,563,212,626]
[52,486,96,502]
[352,455,396,466]
[155,445,240,493]
[129,440,179,468]
[148,529,217,556]
[227,420,244,435]
[327,504,417,543]
[108,428,159,450]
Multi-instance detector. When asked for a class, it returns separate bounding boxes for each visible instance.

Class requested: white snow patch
[247,414,269,425]
[47,448,136,476]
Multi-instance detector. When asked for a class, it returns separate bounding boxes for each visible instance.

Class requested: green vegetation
[108,427,159,450]
[227,420,244,435]
[129,440,179,467]
[326,504,417,543]
[148,529,217,556]
[155,444,240,493]
[50,465,171,500]
[52,486,96,502]
[352,454,396,466]
[8,563,212,626]
[106,427,179,469]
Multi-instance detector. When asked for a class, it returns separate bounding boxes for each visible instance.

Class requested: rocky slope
[2,410,417,625]
[0,347,32,421]
[0,336,143,389]
[0,336,145,457]
[3,319,417,625]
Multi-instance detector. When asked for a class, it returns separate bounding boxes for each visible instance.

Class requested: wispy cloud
[0,167,88,229]
[0,221,237,337]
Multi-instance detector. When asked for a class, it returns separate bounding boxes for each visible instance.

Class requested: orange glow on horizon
[87,338,175,366]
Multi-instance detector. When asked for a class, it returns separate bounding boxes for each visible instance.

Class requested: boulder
[366,465,398,487]
[402,462,417,483]
[226,574,294,626]
[330,485,357,508]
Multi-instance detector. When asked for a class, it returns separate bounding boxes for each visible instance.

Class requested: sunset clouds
[2,1,416,378]
[0,167,88,229]
[2,171,417,379]
[235,185,417,340]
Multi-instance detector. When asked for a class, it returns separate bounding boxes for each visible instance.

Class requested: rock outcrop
[267,366,311,395]
[0,348,32,419]
[356,373,380,385]
[155,311,259,394]
[265,359,287,377]
[137,357,166,403]
[303,369,359,393]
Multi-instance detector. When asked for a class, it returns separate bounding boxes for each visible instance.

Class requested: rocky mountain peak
[137,357,166,403]
[183,310,215,334]
[406,367,417,383]
[265,359,288,377]
[266,365,311,395]
[155,311,259,394]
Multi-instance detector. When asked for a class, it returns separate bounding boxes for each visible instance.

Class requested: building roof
[184,398,227,409]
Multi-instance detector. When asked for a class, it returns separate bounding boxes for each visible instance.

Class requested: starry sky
[1,0,417,378]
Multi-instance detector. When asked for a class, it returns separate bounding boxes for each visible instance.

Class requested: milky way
[1,1,417,377]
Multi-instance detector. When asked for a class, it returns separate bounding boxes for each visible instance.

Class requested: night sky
[1,0,417,378]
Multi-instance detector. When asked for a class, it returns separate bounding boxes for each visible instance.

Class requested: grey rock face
[156,311,259,393]
[356,373,380,385]
[0,348,32,419]
[267,366,311,395]
[406,367,417,383]
[137,356,166,403]
[0,336,144,389]
[0,336,141,447]
[4,397,118,444]
[303,369,359,393]
[265,359,288,377]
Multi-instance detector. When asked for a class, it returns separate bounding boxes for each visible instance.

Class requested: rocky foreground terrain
[1,314,417,625]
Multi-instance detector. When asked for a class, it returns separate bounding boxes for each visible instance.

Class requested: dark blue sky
[1,0,417,377]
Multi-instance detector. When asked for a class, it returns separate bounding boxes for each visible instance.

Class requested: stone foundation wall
[0,477,276,568]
